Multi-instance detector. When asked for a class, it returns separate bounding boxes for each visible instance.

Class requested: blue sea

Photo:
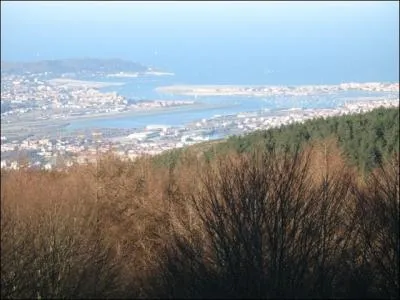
[2,1,398,130]
[65,73,395,131]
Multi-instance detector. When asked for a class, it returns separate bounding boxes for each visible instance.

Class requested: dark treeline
[1,107,399,299]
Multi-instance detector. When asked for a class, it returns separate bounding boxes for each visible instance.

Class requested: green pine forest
[156,107,399,174]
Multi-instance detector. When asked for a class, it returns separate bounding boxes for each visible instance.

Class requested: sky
[1,1,399,83]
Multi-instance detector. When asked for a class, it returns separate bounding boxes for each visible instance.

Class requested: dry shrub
[156,146,361,298]
[351,153,400,298]
[305,137,357,184]
[1,168,122,299]
[1,147,399,299]
[1,154,171,299]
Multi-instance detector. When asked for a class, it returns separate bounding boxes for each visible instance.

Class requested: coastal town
[1,96,398,170]
[1,59,399,170]
[1,73,195,125]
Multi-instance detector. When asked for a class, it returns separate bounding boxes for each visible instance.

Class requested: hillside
[154,107,399,174]
[217,107,399,172]
[1,107,399,299]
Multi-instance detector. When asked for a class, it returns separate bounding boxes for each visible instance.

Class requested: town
[1,73,195,125]
[2,60,399,170]
[156,82,400,97]
[1,96,398,170]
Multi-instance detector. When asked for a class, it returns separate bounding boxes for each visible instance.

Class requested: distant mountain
[1,58,150,75]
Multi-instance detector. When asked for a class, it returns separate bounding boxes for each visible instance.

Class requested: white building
[1,160,7,168]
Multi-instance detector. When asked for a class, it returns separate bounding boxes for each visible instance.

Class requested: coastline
[156,82,400,97]
[61,103,208,123]
[48,78,126,88]
[1,102,232,136]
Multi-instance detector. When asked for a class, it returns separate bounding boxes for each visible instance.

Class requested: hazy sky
[1,0,399,78]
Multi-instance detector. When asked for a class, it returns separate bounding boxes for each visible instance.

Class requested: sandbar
[47,78,125,89]
[155,82,400,97]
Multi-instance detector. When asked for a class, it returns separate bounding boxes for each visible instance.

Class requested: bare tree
[353,154,400,299]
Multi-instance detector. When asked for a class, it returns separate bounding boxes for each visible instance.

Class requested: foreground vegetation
[1,108,399,299]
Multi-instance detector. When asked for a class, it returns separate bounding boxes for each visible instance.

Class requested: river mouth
[63,90,396,131]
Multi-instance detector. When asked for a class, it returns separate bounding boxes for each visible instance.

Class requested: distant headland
[0,58,157,76]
